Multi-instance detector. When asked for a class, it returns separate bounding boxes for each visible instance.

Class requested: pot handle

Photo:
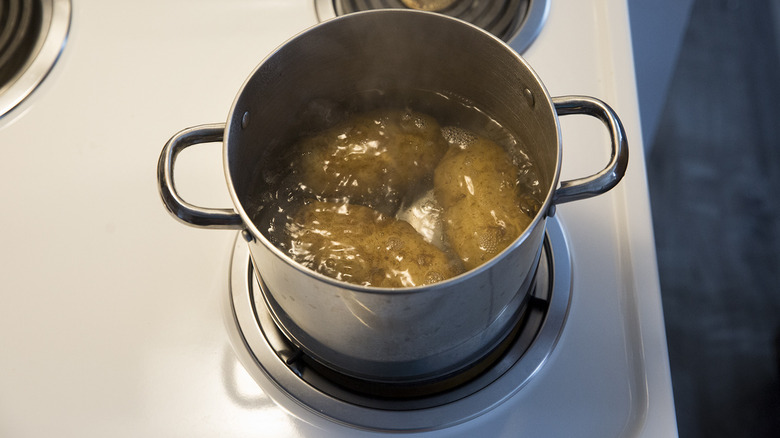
[157,123,244,229]
[551,96,628,205]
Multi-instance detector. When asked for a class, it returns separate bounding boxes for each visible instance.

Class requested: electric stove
[0,0,676,436]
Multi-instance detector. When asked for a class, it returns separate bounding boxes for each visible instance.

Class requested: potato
[293,109,448,213]
[434,134,533,270]
[286,201,462,287]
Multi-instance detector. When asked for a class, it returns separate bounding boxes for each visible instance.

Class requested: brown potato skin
[294,109,448,213]
[434,137,533,270]
[286,201,462,287]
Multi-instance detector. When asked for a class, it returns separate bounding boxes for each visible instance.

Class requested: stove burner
[0,0,70,118]
[314,0,549,49]
[227,217,572,431]
[0,0,41,87]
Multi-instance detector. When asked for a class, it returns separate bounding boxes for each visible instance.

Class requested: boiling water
[251,90,543,287]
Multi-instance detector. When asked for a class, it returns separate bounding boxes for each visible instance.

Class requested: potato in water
[294,109,448,214]
[286,201,462,287]
[434,131,534,270]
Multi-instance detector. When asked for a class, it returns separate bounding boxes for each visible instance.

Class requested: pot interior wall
[226,10,559,230]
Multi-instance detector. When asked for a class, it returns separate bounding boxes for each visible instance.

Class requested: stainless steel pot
[157,10,627,384]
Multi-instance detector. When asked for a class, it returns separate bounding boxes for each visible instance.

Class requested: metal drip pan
[226,216,572,432]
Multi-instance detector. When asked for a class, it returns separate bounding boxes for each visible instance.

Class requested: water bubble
[425,271,445,284]
[422,200,438,212]
[417,253,432,267]
[386,236,404,251]
[478,227,505,254]
[441,126,476,147]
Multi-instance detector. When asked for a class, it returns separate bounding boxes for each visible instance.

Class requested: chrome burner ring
[226,216,572,432]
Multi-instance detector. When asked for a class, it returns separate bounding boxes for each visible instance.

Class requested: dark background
[646,0,780,436]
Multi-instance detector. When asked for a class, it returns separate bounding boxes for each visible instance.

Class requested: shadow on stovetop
[646,0,780,437]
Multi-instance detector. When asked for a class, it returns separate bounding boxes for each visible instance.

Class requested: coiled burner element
[0,0,70,118]
[0,0,42,89]
[315,0,548,47]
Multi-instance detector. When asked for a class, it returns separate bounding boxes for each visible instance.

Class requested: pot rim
[223,9,563,295]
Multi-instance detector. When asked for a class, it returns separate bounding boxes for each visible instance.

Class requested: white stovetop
[0,1,676,436]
